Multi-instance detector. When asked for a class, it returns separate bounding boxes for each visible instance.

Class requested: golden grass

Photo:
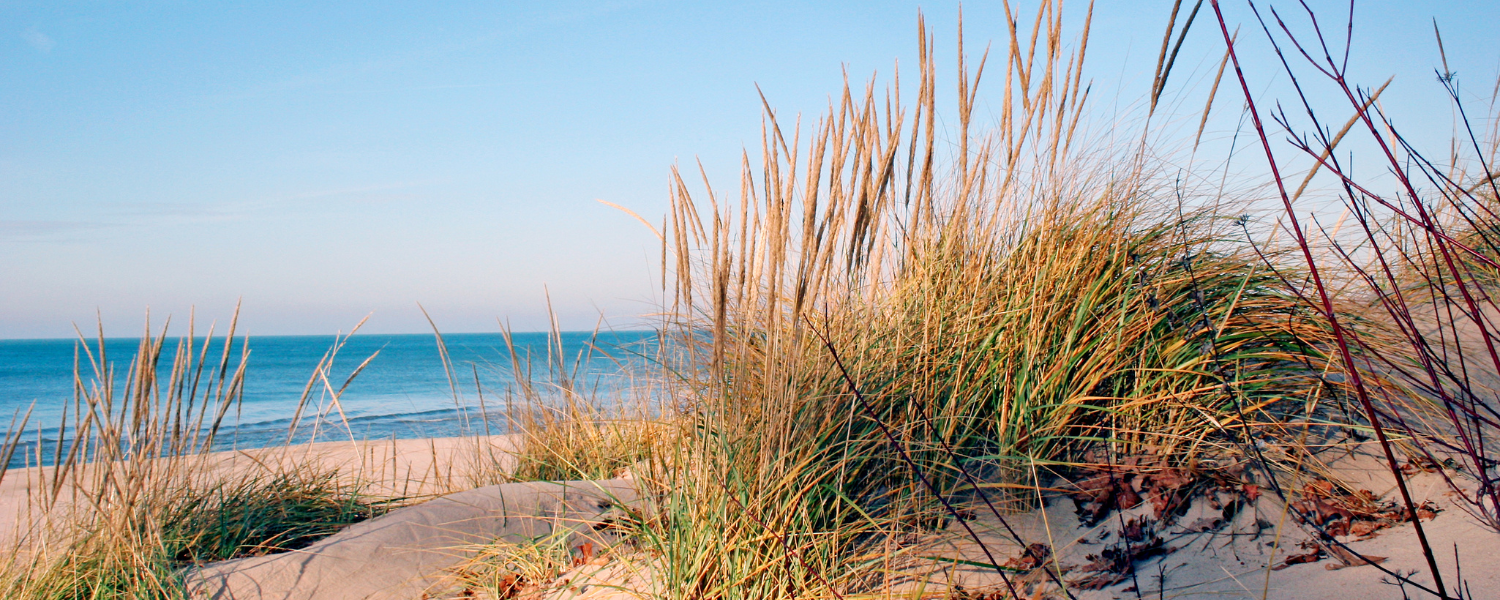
[623,5,1359,598]
[0,312,437,599]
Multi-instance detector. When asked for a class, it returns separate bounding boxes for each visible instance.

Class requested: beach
[5,1,1500,598]
[1,434,1490,599]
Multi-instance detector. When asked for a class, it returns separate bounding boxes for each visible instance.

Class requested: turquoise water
[0,331,658,468]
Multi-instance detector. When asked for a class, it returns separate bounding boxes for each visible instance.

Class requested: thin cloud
[0,220,107,239]
[285,180,441,203]
[20,28,55,53]
[116,202,237,219]
[106,181,436,221]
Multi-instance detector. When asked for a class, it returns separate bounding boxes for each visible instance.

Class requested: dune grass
[593,3,1500,599]
[0,313,251,599]
[157,468,390,565]
[5,467,388,600]
[422,313,671,488]
[0,312,406,600]
[490,327,669,485]
[447,527,591,599]
[616,6,1367,598]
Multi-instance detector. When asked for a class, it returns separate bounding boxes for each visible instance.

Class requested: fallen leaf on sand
[1304,479,1335,497]
[572,542,596,567]
[1272,551,1323,570]
[492,574,528,600]
[1294,498,1355,525]
[1350,520,1382,537]
[1152,469,1194,490]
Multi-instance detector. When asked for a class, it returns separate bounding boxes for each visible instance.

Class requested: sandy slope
[186,478,641,600]
[4,435,1497,599]
[184,444,1500,599]
[0,435,521,547]
[912,447,1500,600]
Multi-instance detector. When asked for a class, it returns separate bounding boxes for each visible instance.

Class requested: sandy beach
[0,436,521,547]
[1,435,1489,599]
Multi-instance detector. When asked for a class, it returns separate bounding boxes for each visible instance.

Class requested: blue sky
[3,1,1496,338]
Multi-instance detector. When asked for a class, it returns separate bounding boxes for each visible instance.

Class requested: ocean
[0,331,658,469]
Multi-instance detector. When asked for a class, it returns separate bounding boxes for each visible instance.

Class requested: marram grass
[636,7,1350,599]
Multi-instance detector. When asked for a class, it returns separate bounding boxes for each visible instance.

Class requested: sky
[2,1,1497,339]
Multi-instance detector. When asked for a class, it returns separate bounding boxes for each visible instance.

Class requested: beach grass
[618,5,1351,597]
[6,467,387,600]
[616,3,1498,598]
[0,314,408,599]
[157,468,391,565]
[487,325,669,486]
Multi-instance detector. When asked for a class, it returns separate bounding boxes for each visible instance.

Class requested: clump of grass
[0,311,250,599]
[495,325,668,484]
[627,6,1350,598]
[425,309,672,487]
[10,537,184,600]
[158,468,391,564]
[6,468,386,600]
[0,310,392,600]
[447,527,591,599]
[503,402,667,484]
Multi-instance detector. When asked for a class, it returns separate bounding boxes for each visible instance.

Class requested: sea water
[0,331,658,469]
